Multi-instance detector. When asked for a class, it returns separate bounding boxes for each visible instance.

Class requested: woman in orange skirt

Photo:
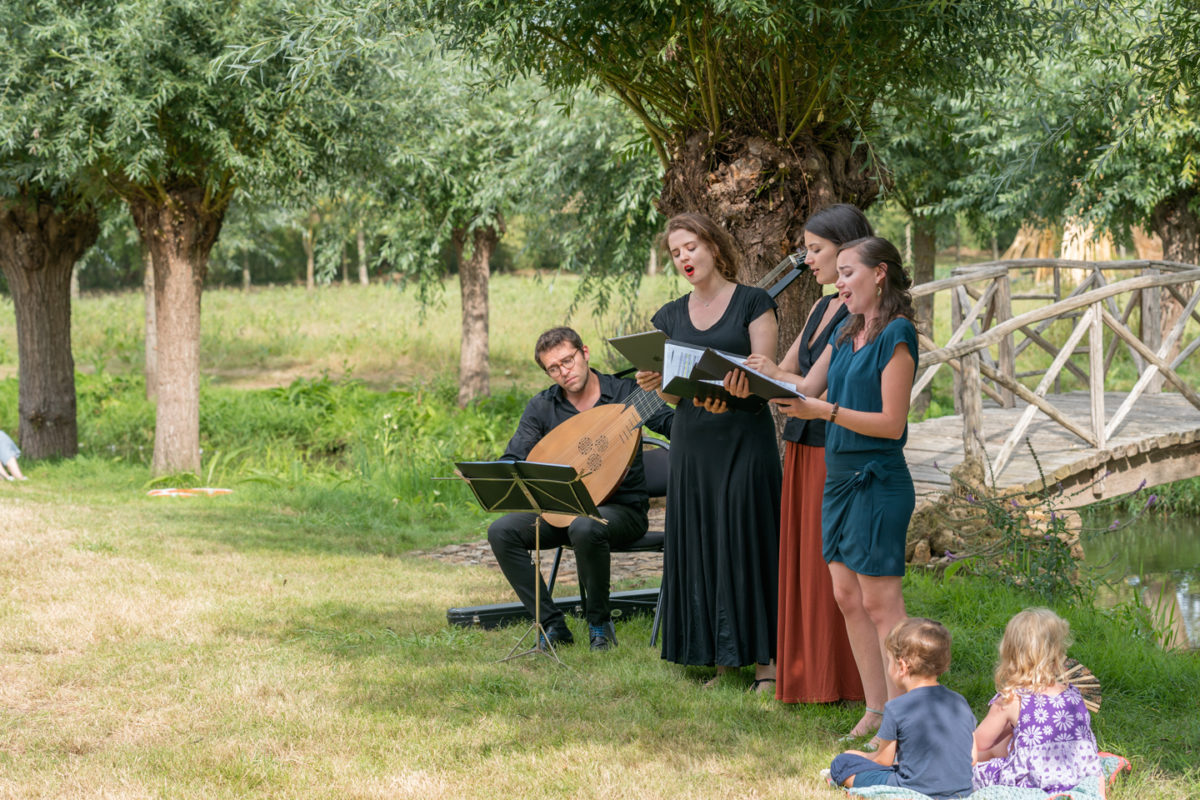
[766,205,873,710]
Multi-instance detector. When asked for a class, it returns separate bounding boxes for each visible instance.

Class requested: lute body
[526,389,662,527]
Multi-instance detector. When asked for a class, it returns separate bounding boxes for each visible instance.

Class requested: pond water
[1083,514,1200,650]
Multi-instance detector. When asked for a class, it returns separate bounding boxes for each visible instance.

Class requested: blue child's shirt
[878,683,976,799]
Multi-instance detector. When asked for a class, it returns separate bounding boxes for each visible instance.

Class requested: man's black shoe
[588,621,618,651]
[538,623,574,649]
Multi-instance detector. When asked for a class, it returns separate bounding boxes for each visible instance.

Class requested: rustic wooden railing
[909,260,1200,479]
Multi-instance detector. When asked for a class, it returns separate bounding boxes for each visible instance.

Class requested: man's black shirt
[501,370,674,509]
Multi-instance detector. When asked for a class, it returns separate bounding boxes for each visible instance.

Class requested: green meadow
[0,275,1197,798]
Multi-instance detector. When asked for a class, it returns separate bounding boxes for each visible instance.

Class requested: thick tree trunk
[357,228,369,285]
[658,130,882,357]
[143,247,158,401]
[0,198,98,459]
[127,187,225,475]
[457,223,499,407]
[911,214,937,338]
[910,214,937,416]
[1150,190,1199,376]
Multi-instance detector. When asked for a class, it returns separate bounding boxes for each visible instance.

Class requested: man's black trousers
[486,503,647,629]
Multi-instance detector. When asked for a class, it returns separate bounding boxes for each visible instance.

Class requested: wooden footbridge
[903,259,1200,510]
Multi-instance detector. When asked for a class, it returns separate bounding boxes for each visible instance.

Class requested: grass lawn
[0,275,1197,798]
[1,461,1197,799]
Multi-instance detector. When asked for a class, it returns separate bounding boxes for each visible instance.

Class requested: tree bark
[457,223,499,407]
[658,130,882,357]
[357,228,369,285]
[910,213,937,415]
[0,197,98,459]
[127,186,226,475]
[911,213,937,337]
[302,213,317,293]
[242,252,251,292]
[143,247,158,401]
[1150,189,1199,370]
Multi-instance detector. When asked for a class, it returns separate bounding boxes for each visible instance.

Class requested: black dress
[652,285,782,667]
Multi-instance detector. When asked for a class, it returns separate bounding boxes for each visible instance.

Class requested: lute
[526,387,666,527]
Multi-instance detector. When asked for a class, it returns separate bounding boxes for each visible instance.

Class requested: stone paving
[412,506,665,587]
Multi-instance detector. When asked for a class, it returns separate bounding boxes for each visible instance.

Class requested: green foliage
[2,0,393,200]
[430,0,1041,165]
[60,371,523,523]
[1127,476,1200,517]
[954,488,1089,604]
[77,373,156,458]
[943,1,1200,242]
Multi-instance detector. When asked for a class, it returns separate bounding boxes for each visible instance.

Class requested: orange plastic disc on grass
[147,488,193,497]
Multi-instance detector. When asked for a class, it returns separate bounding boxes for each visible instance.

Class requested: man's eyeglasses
[543,348,581,378]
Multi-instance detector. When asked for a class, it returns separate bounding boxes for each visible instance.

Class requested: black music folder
[661,340,766,412]
[607,329,668,372]
[693,348,805,402]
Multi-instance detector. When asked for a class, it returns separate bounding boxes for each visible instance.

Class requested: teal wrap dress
[821,317,918,577]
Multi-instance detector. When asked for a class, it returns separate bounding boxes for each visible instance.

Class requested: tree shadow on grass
[262,598,853,788]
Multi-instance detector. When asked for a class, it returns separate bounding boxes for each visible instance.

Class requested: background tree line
[2,0,1197,475]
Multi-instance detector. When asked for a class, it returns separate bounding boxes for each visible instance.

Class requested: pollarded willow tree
[355,38,662,406]
[431,0,1040,345]
[0,192,98,459]
[3,0,392,474]
[0,5,103,458]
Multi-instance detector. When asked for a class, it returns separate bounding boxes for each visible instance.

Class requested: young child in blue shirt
[828,617,976,799]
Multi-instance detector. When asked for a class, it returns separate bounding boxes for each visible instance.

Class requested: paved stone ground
[412,505,665,588]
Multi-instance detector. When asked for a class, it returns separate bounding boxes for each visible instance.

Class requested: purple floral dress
[973,686,1101,793]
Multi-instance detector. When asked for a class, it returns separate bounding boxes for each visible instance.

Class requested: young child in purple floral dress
[973,608,1101,793]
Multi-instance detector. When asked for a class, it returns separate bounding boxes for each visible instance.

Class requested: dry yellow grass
[0,473,862,799]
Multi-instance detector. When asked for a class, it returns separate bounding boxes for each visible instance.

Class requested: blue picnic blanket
[845,754,1130,800]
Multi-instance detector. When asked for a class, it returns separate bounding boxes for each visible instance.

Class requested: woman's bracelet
[828,402,839,425]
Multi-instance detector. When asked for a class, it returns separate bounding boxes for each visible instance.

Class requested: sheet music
[663,340,706,384]
[709,348,801,395]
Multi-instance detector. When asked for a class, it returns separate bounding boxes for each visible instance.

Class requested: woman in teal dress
[746,235,916,743]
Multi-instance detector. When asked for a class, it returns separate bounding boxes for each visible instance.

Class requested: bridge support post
[961,351,985,472]
[995,275,1015,408]
[951,288,965,416]
[1089,303,1108,497]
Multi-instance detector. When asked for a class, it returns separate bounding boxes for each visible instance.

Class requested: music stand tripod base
[497,516,566,664]
[453,460,602,665]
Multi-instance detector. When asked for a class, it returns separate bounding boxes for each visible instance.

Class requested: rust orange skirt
[776,441,864,703]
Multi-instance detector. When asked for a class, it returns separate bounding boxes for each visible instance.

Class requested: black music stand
[454,460,602,664]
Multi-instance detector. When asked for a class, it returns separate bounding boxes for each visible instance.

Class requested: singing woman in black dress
[636,212,781,690]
